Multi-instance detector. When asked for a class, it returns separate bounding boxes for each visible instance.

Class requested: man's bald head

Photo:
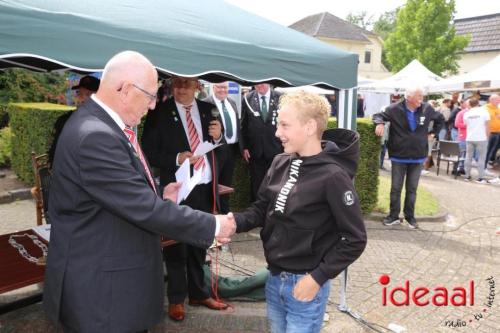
[488,94,500,107]
[100,51,157,93]
[96,51,158,127]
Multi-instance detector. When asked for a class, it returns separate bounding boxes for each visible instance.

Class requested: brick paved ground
[0,166,499,332]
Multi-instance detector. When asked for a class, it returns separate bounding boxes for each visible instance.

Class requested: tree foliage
[372,9,398,71]
[0,68,68,104]
[373,10,398,40]
[346,11,374,30]
[384,0,469,75]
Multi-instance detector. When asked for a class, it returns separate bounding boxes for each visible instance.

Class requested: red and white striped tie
[184,105,205,170]
[123,126,157,195]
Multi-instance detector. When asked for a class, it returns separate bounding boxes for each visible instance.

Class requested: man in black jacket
[141,76,228,322]
[373,86,442,229]
[240,84,283,200]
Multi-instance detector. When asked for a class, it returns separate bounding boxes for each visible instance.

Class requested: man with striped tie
[142,76,228,322]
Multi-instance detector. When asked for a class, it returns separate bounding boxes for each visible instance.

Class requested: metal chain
[8,233,48,265]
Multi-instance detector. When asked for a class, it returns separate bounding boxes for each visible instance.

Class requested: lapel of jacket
[197,99,211,142]
[87,99,156,193]
[167,98,190,151]
[228,98,240,137]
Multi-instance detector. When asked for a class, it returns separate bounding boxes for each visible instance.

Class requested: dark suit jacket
[43,99,216,332]
[240,90,283,160]
[141,97,224,188]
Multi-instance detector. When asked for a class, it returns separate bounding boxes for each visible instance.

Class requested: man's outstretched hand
[216,212,236,243]
[163,182,182,202]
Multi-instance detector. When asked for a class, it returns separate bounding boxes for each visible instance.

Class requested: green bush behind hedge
[8,103,75,184]
[0,104,8,129]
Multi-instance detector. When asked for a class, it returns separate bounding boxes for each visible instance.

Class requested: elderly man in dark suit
[203,81,241,213]
[240,83,283,200]
[43,51,235,332]
[142,76,228,322]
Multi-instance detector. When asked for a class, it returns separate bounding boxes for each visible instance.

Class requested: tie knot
[183,105,193,112]
[261,96,266,101]
[123,127,135,141]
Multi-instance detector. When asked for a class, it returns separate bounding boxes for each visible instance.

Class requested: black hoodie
[234,128,367,286]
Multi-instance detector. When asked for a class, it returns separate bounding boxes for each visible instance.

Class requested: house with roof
[289,12,390,80]
[454,13,500,74]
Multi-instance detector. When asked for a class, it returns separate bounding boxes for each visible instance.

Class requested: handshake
[163,182,236,244]
[215,212,236,244]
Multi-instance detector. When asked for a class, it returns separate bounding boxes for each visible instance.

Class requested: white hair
[404,85,425,98]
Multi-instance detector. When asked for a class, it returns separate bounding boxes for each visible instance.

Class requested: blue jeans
[266,272,330,333]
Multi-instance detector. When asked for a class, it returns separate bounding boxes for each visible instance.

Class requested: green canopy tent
[0,0,358,129]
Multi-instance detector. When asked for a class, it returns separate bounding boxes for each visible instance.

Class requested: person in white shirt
[463,98,490,183]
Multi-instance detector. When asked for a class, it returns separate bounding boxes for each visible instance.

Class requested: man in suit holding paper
[43,51,235,332]
[142,76,228,321]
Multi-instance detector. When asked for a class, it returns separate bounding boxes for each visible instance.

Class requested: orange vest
[486,103,500,133]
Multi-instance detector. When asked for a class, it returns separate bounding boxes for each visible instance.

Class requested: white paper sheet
[32,224,51,242]
[193,141,222,157]
[175,159,191,204]
[174,159,205,204]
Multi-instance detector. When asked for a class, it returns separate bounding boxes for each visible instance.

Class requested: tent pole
[336,88,357,314]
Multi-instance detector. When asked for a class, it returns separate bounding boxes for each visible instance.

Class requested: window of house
[364,51,371,64]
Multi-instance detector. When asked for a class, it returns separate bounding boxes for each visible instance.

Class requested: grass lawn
[374,175,439,216]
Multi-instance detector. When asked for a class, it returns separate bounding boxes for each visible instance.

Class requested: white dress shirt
[175,100,213,184]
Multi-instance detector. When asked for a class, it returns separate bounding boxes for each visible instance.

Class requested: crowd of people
[375,88,499,230]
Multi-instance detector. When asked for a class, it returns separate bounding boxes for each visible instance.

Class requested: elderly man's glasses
[132,84,157,102]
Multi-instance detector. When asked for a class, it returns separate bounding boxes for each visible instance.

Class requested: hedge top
[9,103,76,111]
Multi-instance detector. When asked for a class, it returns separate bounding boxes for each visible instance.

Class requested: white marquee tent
[358,59,442,94]
[428,55,500,93]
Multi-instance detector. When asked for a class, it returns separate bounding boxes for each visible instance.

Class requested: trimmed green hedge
[228,118,379,215]
[352,118,380,214]
[8,103,75,184]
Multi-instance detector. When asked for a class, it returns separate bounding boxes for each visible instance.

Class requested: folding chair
[30,152,51,225]
[436,141,462,179]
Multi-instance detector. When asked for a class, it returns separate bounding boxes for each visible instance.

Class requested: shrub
[0,126,12,167]
[8,103,75,185]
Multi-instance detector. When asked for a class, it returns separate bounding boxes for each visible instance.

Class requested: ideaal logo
[378,274,496,328]
[379,274,474,306]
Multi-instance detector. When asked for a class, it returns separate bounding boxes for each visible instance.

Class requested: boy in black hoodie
[234,91,367,333]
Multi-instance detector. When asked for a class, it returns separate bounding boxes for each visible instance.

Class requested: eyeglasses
[132,84,157,102]
[172,78,198,88]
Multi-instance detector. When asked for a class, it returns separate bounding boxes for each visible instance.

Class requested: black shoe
[406,218,419,229]
[383,216,400,226]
